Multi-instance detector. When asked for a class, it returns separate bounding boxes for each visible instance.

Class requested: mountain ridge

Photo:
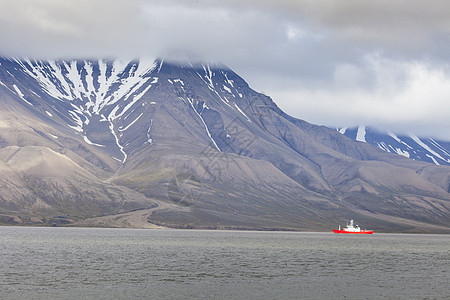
[0,57,449,232]
[338,125,450,166]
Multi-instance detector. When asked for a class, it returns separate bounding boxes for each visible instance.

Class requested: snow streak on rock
[14,58,157,163]
[356,125,366,143]
[187,97,221,152]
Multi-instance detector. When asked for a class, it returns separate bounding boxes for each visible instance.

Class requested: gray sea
[0,227,448,300]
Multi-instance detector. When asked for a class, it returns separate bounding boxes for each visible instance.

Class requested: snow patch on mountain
[12,84,32,105]
[234,103,251,122]
[119,112,143,132]
[356,125,366,142]
[410,135,449,163]
[187,96,221,152]
[83,136,105,147]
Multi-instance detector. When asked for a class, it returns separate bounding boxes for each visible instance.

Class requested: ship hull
[332,229,373,234]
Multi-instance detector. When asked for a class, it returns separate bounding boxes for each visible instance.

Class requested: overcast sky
[1,0,450,139]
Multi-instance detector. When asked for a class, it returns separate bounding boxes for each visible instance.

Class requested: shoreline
[1,223,450,234]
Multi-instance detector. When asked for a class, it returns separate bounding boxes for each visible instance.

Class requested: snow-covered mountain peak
[1,57,252,163]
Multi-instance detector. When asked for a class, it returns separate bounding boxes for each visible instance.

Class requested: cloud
[267,55,450,140]
[1,1,448,65]
[0,0,449,139]
[0,0,288,61]
[0,0,146,58]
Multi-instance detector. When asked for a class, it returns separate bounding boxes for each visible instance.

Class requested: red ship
[333,219,373,234]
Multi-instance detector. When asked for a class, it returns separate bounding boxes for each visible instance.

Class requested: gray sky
[1,0,450,139]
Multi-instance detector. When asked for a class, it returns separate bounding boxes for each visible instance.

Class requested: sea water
[0,227,448,299]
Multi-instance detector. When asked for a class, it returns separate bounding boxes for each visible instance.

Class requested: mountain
[0,57,449,232]
[338,126,450,166]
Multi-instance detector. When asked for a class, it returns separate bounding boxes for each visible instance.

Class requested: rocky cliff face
[0,57,449,232]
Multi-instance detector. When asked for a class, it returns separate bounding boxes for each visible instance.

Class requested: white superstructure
[343,219,361,232]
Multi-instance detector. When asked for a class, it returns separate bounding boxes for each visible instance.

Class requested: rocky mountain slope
[0,57,449,232]
[338,125,450,166]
